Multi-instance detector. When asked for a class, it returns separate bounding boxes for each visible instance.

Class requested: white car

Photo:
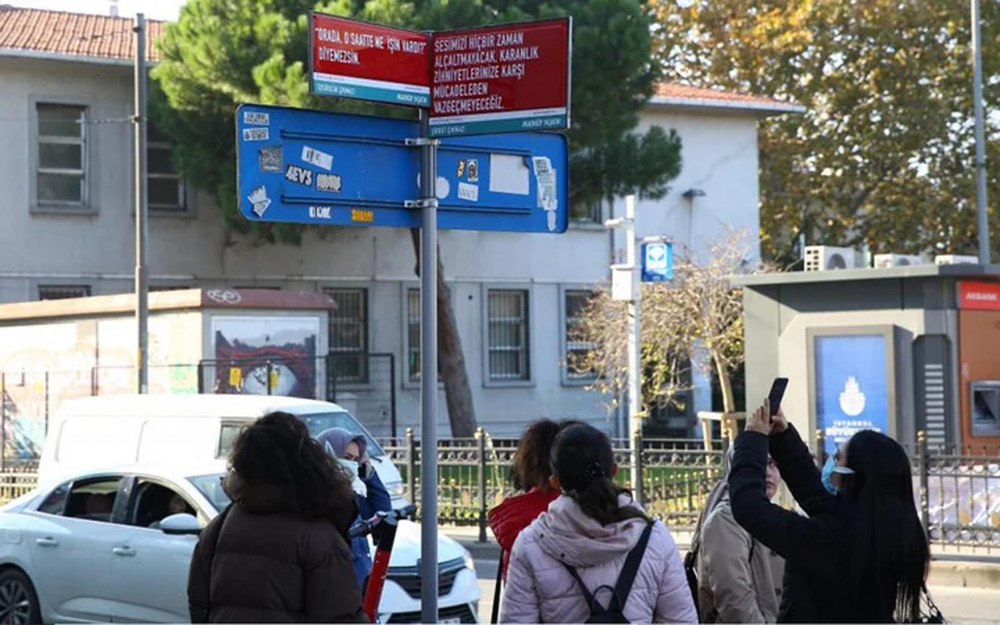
[0,462,480,624]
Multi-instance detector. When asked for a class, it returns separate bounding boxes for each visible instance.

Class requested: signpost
[641,241,673,282]
[244,15,571,620]
[309,13,430,107]
[429,18,572,137]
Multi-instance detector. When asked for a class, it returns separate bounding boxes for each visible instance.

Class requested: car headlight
[387,481,406,498]
[463,548,475,572]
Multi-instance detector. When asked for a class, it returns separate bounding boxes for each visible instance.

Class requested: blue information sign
[814,334,890,455]
[641,242,673,282]
[236,103,568,233]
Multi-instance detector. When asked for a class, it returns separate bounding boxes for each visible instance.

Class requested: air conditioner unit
[804,246,857,272]
[873,254,924,269]
[935,255,979,266]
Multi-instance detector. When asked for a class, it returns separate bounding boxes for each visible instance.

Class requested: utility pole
[607,196,643,498]
[972,0,990,265]
[134,13,149,393]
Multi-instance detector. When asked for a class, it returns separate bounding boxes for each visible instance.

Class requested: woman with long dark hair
[188,412,366,623]
[731,402,930,622]
[500,423,696,623]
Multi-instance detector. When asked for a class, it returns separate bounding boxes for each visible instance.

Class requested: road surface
[474,558,1000,623]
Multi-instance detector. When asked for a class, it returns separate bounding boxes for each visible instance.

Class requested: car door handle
[112,546,136,557]
[35,537,58,547]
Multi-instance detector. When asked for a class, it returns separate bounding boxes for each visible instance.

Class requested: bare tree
[571,232,757,417]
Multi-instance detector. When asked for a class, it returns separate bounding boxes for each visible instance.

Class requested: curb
[928,558,1000,590]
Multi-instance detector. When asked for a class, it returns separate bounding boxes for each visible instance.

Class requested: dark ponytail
[551,424,648,526]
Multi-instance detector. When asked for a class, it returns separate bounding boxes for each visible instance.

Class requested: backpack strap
[611,520,655,611]
[563,563,600,611]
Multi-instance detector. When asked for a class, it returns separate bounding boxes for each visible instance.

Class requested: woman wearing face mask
[316,428,392,591]
[729,401,930,623]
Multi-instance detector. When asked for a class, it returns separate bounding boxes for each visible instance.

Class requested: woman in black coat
[729,401,929,623]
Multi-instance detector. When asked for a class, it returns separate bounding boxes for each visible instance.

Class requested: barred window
[487,289,530,381]
[565,290,597,380]
[407,288,421,382]
[36,103,87,206]
[38,285,91,301]
[326,288,368,382]
[148,124,186,211]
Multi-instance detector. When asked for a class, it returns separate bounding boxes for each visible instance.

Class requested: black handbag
[918,586,945,624]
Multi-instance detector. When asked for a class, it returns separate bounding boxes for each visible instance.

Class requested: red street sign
[959,281,1000,310]
[428,18,572,137]
[309,13,430,107]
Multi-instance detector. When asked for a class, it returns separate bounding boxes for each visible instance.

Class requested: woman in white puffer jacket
[499,423,697,624]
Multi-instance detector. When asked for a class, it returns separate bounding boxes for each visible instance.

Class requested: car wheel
[0,569,40,625]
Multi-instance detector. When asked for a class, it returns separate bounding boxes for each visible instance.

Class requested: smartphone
[768,378,789,417]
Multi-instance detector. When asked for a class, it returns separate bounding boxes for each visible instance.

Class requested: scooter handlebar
[348,504,417,538]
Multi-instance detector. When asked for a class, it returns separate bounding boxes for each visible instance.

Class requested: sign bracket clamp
[405,137,441,147]
[404,198,439,209]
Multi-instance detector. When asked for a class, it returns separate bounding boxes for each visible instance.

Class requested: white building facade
[0,7,802,437]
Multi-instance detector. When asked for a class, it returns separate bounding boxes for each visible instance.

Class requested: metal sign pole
[972,0,991,264]
[418,109,439,623]
[134,13,149,393]
[624,196,642,494]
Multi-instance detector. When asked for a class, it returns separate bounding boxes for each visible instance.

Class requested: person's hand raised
[746,401,772,435]
[770,407,789,435]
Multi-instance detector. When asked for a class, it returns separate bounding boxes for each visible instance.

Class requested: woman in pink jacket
[499,424,697,624]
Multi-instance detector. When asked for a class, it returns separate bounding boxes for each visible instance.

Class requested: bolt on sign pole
[418,110,439,623]
[134,13,149,393]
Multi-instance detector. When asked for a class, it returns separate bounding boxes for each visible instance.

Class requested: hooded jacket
[695,448,786,623]
[187,474,366,623]
[488,488,560,580]
[499,493,697,624]
[315,428,392,589]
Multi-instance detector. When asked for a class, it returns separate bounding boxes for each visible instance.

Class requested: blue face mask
[821,456,839,494]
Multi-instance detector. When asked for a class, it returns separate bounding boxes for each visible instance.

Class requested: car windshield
[189,474,230,513]
[217,411,384,458]
[297,412,385,456]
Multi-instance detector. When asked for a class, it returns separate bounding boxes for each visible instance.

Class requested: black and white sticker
[467,159,479,182]
[285,164,313,187]
[316,173,342,193]
[301,145,333,171]
[247,185,271,217]
[458,182,479,202]
[532,156,557,212]
[258,146,282,172]
[243,111,270,126]
[243,127,269,142]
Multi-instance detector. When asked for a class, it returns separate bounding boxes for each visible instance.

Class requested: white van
[38,394,408,507]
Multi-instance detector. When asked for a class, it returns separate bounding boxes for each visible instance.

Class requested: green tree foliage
[653,0,1000,265]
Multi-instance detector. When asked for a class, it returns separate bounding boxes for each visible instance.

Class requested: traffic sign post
[241,15,572,619]
[429,18,572,137]
[641,240,673,282]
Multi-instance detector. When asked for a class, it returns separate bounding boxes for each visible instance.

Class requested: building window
[148,123,185,211]
[407,288,421,382]
[487,289,530,381]
[326,288,368,382]
[38,285,91,300]
[36,103,87,207]
[565,290,597,381]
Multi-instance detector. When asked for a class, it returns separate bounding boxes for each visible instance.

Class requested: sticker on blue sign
[316,173,342,193]
[458,182,478,202]
[258,146,282,172]
[244,111,270,126]
[243,127,269,142]
[301,145,333,171]
[285,164,314,187]
[247,185,272,217]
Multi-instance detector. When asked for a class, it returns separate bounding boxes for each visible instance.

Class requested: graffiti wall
[209,315,322,399]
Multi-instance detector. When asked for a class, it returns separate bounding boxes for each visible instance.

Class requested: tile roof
[653,82,805,114]
[0,5,164,62]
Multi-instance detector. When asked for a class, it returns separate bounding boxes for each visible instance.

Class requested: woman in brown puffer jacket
[187,412,367,623]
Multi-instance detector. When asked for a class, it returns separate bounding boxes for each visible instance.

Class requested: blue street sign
[236,103,568,233]
[641,241,673,282]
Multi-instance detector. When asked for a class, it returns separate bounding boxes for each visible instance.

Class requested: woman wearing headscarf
[315,427,392,591]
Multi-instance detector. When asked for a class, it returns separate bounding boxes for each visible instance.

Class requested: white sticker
[489,154,530,196]
[467,159,479,182]
[316,173,342,193]
[243,111,270,126]
[532,156,557,211]
[243,127,269,142]
[458,182,479,202]
[301,145,333,171]
[247,185,272,217]
[547,210,557,232]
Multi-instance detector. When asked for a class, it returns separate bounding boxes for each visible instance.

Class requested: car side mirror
[160,513,202,536]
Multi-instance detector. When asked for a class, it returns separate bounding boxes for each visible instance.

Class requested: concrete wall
[0,55,768,436]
